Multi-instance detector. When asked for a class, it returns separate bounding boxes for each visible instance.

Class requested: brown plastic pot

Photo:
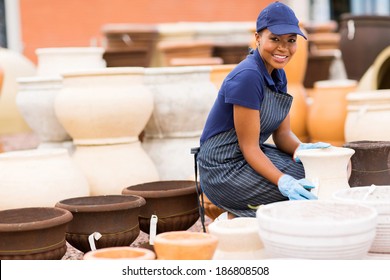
[55,195,145,253]
[122,180,199,234]
[0,207,73,260]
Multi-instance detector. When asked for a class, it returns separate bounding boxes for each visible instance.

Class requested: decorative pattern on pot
[0,207,73,260]
[54,68,159,195]
[256,200,377,259]
[0,148,90,210]
[55,195,145,253]
[83,246,155,260]
[343,141,390,187]
[295,146,355,200]
[208,217,265,260]
[122,180,200,234]
[153,231,218,260]
[345,90,390,142]
[143,66,217,180]
[16,76,72,150]
[333,185,390,255]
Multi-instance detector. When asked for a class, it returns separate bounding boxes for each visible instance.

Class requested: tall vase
[143,66,217,180]
[295,146,355,200]
[307,79,357,146]
[54,68,159,195]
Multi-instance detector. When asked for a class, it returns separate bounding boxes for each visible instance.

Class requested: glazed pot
[208,217,265,260]
[153,231,218,260]
[333,185,390,254]
[122,180,199,234]
[0,148,89,210]
[256,200,377,259]
[83,246,155,260]
[0,207,73,260]
[295,146,355,200]
[343,141,390,187]
[55,195,145,253]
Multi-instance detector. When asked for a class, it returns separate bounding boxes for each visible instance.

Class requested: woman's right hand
[277,174,317,200]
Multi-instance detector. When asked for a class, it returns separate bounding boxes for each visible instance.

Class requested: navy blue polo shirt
[200,49,287,145]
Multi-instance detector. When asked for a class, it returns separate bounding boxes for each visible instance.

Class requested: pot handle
[88,232,102,251]
[347,20,355,40]
[149,214,158,245]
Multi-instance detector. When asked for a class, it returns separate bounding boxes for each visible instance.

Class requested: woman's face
[255,29,297,74]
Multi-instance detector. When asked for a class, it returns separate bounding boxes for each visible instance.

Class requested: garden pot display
[0,148,89,210]
[83,246,155,260]
[339,14,390,81]
[16,76,72,150]
[333,185,390,254]
[256,200,377,259]
[295,146,355,200]
[122,180,199,234]
[343,141,390,187]
[0,207,73,260]
[153,231,218,260]
[143,66,216,180]
[55,195,145,253]
[208,217,265,260]
[55,68,159,194]
[35,47,106,77]
[345,90,390,142]
[307,79,357,146]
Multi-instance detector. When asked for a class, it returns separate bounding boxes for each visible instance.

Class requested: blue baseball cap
[256,1,307,40]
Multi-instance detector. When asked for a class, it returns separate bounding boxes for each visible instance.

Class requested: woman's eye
[288,39,297,43]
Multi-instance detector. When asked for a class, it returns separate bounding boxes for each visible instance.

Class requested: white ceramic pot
[256,200,377,259]
[36,47,106,76]
[333,185,390,254]
[345,90,390,142]
[16,76,72,149]
[208,217,265,260]
[295,146,355,199]
[0,148,89,210]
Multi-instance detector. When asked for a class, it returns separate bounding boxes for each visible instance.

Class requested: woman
[197,2,330,218]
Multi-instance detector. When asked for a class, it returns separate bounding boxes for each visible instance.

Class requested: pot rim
[154,230,218,245]
[36,47,105,55]
[333,186,390,205]
[295,146,355,158]
[0,207,73,232]
[55,195,146,213]
[122,180,197,198]
[83,246,156,260]
[344,140,390,149]
[61,67,145,78]
[0,148,68,160]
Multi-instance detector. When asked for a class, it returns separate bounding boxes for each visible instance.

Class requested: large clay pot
[345,90,390,142]
[153,231,218,260]
[0,207,73,260]
[0,148,89,210]
[307,79,357,146]
[343,141,390,187]
[339,14,390,81]
[256,200,377,259]
[295,146,355,200]
[83,247,155,260]
[55,195,145,253]
[122,180,199,234]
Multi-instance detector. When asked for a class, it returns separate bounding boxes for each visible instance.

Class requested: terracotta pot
[295,146,355,200]
[55,195,145,253]
[210,64,236,90]
[307,79,357,146]
[256,200,377,259]
[169,57,223,66]
[153,231,218,260]
[208,217,265,259]
[339,14,390,81]
[83,246,155,260]
[122,180,199,234]
[202,194,225,220]
[343,141,390,187]
[0,148,89,210]
[0,207,73,260]
[333,185,390,254]
[212,43,249,64]
[345,90,390,142]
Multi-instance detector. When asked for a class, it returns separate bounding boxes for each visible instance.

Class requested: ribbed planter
[83,246,155,260]
[0,207,73,260]
[343,141,390,187]
[55,195,145,253]
[256,200,377,259]
[0,148,89,210]
[295,146,355,200]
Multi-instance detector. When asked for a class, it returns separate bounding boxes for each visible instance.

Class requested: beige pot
[83,247,155,260]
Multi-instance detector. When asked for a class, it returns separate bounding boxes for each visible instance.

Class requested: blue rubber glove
[294,142,331,163]
[278,174,317,200]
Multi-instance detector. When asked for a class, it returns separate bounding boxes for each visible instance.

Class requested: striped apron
[198,86,305,217]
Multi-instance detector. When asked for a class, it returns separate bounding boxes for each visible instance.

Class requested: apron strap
[190,147,206,233]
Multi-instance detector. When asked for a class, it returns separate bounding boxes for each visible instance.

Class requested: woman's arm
[234,104,283,185]
[272,113,301,155]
